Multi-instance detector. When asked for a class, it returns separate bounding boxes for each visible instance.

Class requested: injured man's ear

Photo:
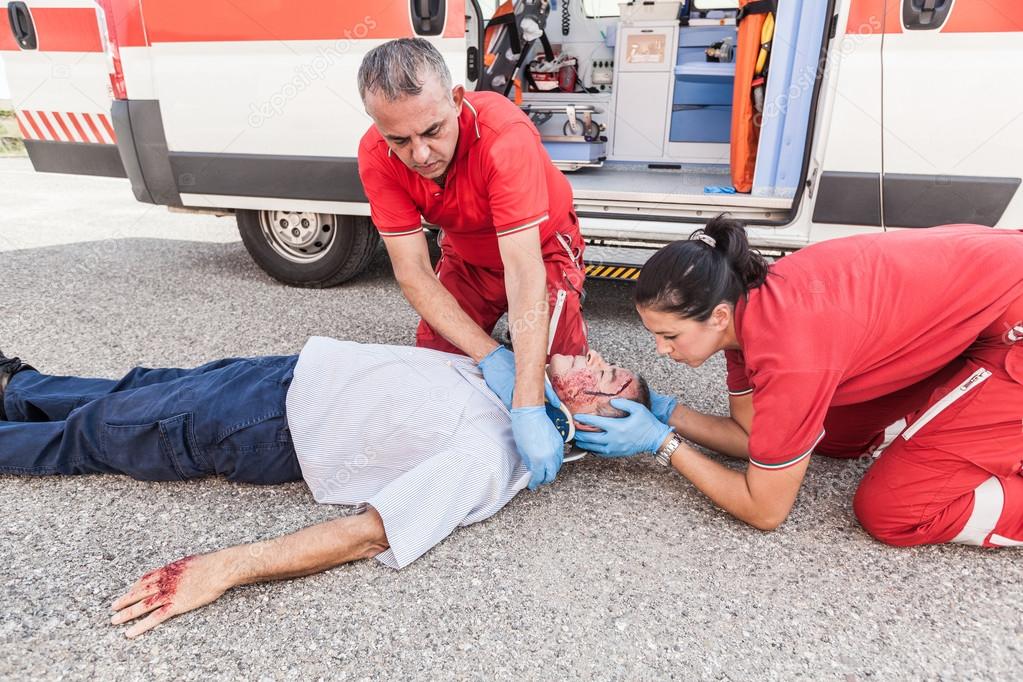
[547,351,652,430]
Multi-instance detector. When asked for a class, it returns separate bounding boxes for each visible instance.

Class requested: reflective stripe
[728,387,753,396]
[554,231,580,268]
[547,289,567,354]
[36,112,60,141]
[870,418,908,458]
[379,227,424,238]
[463,99,482,139]
[901,368,992,441]
[496,214,547,237]
[989,534,1023,547]
[950,476,1004,546]
[749,430,825,470]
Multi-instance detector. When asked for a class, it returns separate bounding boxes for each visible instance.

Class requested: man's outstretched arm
[110,508,389,638]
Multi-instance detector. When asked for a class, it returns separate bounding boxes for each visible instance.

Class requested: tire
[237,210,380,288]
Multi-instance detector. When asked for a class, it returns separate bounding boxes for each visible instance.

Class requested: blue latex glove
[573,399,673,458]
[479,346,517,409]
[511,406,565,490]
[478,346,561,410]
[648,388,678,425]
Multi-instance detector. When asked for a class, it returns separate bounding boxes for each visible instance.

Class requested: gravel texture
[1,158,1021,680]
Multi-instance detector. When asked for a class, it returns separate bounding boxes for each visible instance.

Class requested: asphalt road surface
[1,157,1021,681]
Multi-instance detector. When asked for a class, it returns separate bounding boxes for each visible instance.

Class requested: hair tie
[692,233,716,248]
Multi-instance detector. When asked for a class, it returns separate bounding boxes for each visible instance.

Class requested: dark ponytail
[635,214,770,321]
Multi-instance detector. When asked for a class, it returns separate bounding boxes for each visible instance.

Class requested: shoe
[0,350,33,420]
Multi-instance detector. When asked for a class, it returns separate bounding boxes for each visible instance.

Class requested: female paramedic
[573,216,1023,548]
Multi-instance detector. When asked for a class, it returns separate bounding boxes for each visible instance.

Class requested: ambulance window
[582,0,621,18]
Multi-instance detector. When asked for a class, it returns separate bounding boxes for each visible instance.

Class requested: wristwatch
[654,432,684,467]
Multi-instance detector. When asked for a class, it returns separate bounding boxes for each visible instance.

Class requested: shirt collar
[453,97,481,161]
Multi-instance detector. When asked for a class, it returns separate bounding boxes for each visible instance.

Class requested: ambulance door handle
[918,0,937,25]
[7,2,37,50]
[903,0,954,31]
[411,0,446,36]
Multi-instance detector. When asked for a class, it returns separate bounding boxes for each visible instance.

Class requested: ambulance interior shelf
[521,102,607,170]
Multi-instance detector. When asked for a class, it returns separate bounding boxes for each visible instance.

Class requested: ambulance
[2,0,1021,287]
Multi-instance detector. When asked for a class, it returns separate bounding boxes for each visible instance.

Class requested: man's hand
[110,553,232,638]
[573,399,673,458]
[511,406,565,489]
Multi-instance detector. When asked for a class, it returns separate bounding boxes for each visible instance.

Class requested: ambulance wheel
[237,210,380,288]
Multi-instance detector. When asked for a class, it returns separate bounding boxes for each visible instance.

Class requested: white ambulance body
[2,0,1020,286]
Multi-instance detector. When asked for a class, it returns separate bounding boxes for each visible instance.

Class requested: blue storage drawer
[673,62,735,106]
[675,80,733,105]
[669,105,732,143]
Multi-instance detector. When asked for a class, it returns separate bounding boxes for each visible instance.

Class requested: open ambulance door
[880,0,1023,228]
[1,0,124,177]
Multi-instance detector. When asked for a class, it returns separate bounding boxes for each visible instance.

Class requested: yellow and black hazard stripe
[584,264,642,281]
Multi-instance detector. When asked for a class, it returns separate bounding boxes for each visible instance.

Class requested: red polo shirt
[725,224,1023,470]
[357,91,575,270]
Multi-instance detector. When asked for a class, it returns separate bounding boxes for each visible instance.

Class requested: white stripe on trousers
[951,476,1005,546]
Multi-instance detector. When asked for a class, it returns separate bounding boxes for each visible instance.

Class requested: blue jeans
[0,355,302,484]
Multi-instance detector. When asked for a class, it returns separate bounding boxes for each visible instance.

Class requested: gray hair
[358,38,453,102]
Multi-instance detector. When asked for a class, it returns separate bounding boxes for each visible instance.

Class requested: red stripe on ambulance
[99,0,149,47]
[136,0,463,45]
[845,0,902,35]
[0,19,20,51]
[35,110,60,141]
[33,7,104,52]
[52,111,75,141]
[20,111,46,140]
[15,111,116,144]
[99,114,116,141]
[14,113,31,140]
[66,112,91,142]
[81,113,105,143]
[942,2,1023,33]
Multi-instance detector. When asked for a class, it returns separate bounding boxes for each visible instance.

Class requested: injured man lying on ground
[0,338,650,637]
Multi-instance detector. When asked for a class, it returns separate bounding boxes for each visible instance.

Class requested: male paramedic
[356,38,588,490]
[572,217,1023,549]
[0,343,649,637]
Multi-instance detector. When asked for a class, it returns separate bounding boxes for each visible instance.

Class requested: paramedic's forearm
[393,260,500,362]
[500,233,549,408]
[669,445,807,531]
[223,511,389,588]
[669,405,750,459]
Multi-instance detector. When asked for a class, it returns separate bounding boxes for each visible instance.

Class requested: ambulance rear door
[1,0,124,177]
[881,0,1023,228]
[135,0,468,214]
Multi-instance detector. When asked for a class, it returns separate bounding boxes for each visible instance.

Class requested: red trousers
[415,228,589,358]
[818,304,1023,548]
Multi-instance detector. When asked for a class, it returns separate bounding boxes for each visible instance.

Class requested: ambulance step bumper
[583,245,657,282]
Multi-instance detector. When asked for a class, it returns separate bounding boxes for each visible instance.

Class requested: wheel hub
[258,210,337,263]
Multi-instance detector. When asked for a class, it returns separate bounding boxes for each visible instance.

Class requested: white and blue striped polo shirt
[285,337,530,569]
